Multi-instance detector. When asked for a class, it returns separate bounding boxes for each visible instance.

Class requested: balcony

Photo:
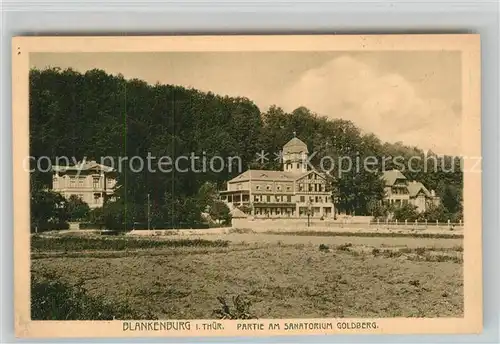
[253,202,296,207]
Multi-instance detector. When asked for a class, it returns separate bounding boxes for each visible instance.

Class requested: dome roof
[283,137,308,154]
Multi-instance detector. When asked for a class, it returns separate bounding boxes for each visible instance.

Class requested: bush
[87,207,104,224]
[66,195,90,222]
[213,295,255,320]
[31,274,156,320]
[393,204,419,222]
[78,222,103,230]
[337,243,353,251]
[31,222,69,233]
[31,236,229,252]
[102,201,138,231]
[319,244,330,252]
[418,203,451,223]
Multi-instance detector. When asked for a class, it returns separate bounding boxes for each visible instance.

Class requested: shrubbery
[31,236,229,252]
[213,295,255,320]
[31,274,156,320]
[31,222,69,233]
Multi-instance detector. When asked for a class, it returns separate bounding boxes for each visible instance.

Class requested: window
[296,163,300,169]
[254,195,259,202]
[300,196,305,202]
[266,196,271,202]
[92,177,100,189]
[256,185,261,190]
[70,177,76,188]
[287,196,291,202]
[277,185,281,191]
[309,184,313,192]
[286,186,291,191]
[78,177,84,186]
[299,184,303,191]
[266,185,271,190]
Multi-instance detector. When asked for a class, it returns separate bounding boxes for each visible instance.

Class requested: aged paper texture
[12,34,481,338]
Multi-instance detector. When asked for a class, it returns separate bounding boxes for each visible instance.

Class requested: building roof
[52,160,115,173]
[230,207,248,219]
[229,169,295,183]
[382,170,407,186]
[228,169,328,183]
[407,181,431,198]
[283,137,309,154]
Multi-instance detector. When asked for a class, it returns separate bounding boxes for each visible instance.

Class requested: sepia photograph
[12,35,482,337]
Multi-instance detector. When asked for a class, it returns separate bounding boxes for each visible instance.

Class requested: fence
[369,219,463,229]
[231,216,464,231]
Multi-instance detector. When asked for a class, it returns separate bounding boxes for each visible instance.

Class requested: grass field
[31,232,463,320]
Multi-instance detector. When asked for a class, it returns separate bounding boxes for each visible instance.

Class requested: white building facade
[52,160,117,208]
[220,136,335,218]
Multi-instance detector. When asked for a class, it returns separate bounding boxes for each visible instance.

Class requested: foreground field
[31,233,463,320]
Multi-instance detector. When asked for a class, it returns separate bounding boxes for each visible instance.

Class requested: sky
[31,51,462,155]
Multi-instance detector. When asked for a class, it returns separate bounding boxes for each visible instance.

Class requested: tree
[66,195,90,222]
[102,200,139,230]
[332,170,385,215]
[30,189,68,231]
[392,203,419,222]
[369,202,390,220]
[209,201,231,225]
[418,203,448,223]
[29,67,463,226]
[87,207,104,224]
[197,181,218,212]
[437,183,462,214]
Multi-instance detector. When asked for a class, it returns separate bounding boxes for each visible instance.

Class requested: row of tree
[29,67,463,228]
[31,181,231,232]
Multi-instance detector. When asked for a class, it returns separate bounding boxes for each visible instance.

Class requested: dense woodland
[29,68,463,229]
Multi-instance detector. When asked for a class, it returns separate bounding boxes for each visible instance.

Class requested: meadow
[31,232,464,320]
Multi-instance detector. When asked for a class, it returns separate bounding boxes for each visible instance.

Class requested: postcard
[12,34,481,338]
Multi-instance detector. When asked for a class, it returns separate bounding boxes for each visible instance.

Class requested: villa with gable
[51,160,117,209]
[381,169,440,212]
[220,135,335,218]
